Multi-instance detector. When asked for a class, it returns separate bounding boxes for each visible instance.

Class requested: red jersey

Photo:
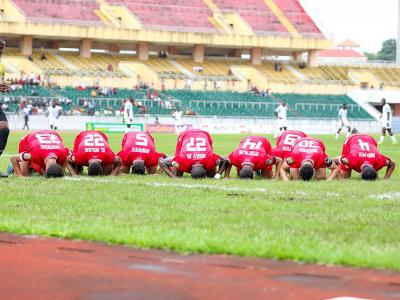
[73,131,115,166]
[288,137,327,169]
[229,136,273,171]
[272,130,307,159]
[173,129,220,173]
[340,134,390,172]
[18,130,68,174]
[118,131,163,167]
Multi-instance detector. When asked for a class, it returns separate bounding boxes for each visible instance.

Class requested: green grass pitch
[0,130,400,270]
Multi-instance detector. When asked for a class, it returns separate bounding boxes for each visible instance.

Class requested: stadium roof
[319,49,365,58]
[336,39,360,48]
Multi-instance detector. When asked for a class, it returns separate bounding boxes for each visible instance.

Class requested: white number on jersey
[84,133,105,147]
[241,138,262,150]
[357,139,370,152]
[135,133,149,146]
[298,140,319,148]
[35,133,61,145]
[283,134,301,146]
[186,137,207,152]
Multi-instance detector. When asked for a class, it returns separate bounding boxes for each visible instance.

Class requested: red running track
[0,233,399,300]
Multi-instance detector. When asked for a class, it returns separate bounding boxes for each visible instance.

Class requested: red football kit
[118,131,164,167]
[272,130,307,159]
[173,129,220,173]
[73,131,115,166]
[340,134,390,172]
[18,130,68,174]
[287,137,327,169]
[229,136,273,171]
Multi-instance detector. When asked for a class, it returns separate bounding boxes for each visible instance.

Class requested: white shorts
[338,119,350,128]
[278,118,288,128]
[49,118,59,128]
[381,119,392,129]
[124,114,132,124]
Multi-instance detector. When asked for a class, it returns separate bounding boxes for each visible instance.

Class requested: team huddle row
[9,128,396,181]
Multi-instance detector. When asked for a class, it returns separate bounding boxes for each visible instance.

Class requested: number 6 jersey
[272,130,307,159]
[73,130,115,166]
[173,129,220,173]
[18,130,69,173]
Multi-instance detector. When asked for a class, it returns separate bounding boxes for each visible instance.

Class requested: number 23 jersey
[174,129,220,173]
[73,130,115,166]
[19,130,68,173]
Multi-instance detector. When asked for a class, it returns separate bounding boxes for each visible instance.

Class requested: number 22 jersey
[173,129,220,173]
[73,130,115,166]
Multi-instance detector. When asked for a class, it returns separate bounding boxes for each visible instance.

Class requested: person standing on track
[335,103,351,139]
[46,100,62,130]
[274,100,288,139]
[379,98,397,144]
[123,98,133,129]
[0,40,11,178]
[172,109,184,134]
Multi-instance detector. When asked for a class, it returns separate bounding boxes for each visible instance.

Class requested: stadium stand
[106,0,217,32]
[173,58,241,79]
[144,58,185,79]
[256,62,299,83]
[1,86,373,120]
[273,0,323,38]
[12,0,103,25]
[213,0,289,34]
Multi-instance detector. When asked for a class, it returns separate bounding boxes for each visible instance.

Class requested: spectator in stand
[90,89,97,97]
[107,64,113,72]
[40,47,47,60]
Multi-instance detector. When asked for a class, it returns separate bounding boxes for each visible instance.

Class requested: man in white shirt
[123,99,134,129]
[274,101,288,138]
[47,101,62,130]
[336,104,351,139]
[379,98,397,144]
[172,109,183,134]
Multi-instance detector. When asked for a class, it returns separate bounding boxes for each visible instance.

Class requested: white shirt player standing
[172,109,183,134]
[379,98,397,144]
[46,102,62,130]
[123,99,133,129]
[336,104,351,139]
[274,101,288,138]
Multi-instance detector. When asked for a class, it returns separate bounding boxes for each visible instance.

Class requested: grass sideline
[0,131,400,271]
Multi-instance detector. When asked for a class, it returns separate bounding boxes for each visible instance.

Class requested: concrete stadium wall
[6,114,381,134]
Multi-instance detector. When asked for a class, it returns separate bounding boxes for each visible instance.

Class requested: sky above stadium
[301,0,397,53]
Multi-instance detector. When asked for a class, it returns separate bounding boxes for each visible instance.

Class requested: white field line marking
[325,297,372,300]
[64,177,342,197]
[373,192,400,200]
[65,177,273,193]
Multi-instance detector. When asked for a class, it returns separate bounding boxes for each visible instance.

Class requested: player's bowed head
[44,159,64,178]
[239,164,254,179]
[132,160,146,175]
[360,164,378,181]
[299,161,314,181]
[87,160,103,176]
[191,163,207,179]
